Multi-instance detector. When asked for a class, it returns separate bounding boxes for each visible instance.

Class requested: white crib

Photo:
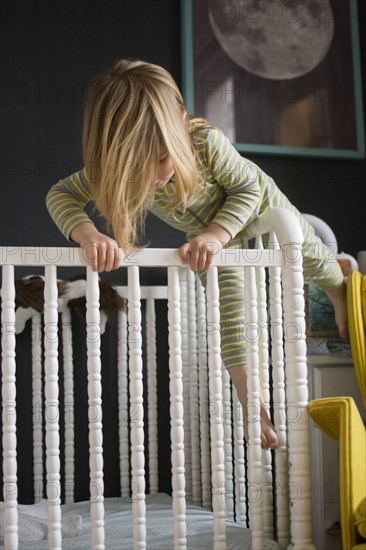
[0,208,315,550]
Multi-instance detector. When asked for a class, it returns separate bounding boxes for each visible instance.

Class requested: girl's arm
[46,168,120,272]
[46,168,94,240]
[179,127,265,272]
[203,127,263,240]
[71,222,120,272]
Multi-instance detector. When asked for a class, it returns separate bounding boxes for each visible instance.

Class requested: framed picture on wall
[180,0,365,159]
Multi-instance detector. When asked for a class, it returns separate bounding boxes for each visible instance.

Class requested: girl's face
[154,154,174,189]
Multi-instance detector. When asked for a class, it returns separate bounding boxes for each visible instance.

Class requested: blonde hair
[83,58,208,248]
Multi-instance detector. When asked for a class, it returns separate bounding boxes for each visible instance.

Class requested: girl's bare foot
[325,280,349,339]
[229,365,279,450]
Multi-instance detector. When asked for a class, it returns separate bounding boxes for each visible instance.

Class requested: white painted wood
[254,241,274,541]
[281,238,315,550]
[116,286,166,498]
[117,309,129,499]
[247,208,314,549]
[44,265,62,550]
[0,207,315,550]
[117,286,167,301]
[32,313,43,503]
[179,269,192,500]
[0,246,283,268]
[268,233,290,550]
[244,266,264,550]
[222,367,234,520]
[167,266,187,549]
[1,264,18,549]
[232,386,247,526]
[85,267,105,549]
[146,298,158,493]
[187,269,201,505]
[62,308,75,504]
[127,266,146,548]
[206,267,226,550]
[196,277,211,509]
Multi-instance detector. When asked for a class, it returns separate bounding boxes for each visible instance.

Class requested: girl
[46,58,348,449]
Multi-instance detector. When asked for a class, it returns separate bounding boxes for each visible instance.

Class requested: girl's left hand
[179,232,223,271]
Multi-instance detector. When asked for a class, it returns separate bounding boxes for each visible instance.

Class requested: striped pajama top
[46,125,343,367]
[47,126,300,244]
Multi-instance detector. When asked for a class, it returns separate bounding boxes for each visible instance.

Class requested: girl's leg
[200,254,281,450]
[228,364,279,450]
[199,265,278,450]
[324,280,348,339]
[297,212,348,339]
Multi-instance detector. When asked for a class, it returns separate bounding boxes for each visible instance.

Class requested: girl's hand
[70,222,120,272]
[179,234,220,271]
[179,228,229,272]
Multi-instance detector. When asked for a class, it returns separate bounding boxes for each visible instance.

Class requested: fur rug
[9,275,127,334]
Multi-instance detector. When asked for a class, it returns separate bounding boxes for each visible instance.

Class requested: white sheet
[1,493,280,549]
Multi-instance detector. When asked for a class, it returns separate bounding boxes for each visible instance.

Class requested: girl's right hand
[70,222,121,272]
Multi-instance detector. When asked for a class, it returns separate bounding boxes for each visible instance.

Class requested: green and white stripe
[46,125,343,368]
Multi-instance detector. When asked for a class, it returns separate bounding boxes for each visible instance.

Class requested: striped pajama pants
[198,213,343,369]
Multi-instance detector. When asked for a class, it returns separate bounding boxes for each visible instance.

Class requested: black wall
[1,0,365,263]
[0,0,365,503]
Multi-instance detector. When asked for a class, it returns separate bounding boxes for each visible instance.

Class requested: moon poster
[181,0,364,158]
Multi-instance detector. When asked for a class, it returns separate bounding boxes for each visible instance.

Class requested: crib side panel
[1,265,18,549]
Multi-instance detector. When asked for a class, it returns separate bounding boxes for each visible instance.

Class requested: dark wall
[0,0,365,504]
[0,0,365,262]
[0,0,183,256]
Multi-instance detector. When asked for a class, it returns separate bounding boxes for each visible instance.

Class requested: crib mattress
[2,493,280,549]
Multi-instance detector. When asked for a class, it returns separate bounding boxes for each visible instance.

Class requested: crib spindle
[281,246,315,550]
[32,313,43,504]
[62,308,75,504]
[44,264,62,550]
[1,264,18,550]
[196,277,211,509]
[222,368,234,520]
[187,270,201,505]
[117,308,129,499]
[179,270,192,501]
[232,386,247,526]
[255,252,275,541]
[146,297,158,493]
[127,266,146,549]
[0,211,315,550]
[269,234,290,549]
[167,266,187,550]
[86,267,105,550]
[244,265,264,550]
[206,267,226,550]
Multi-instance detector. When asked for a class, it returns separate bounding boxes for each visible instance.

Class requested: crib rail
[1,208,315,550]
[0,246,284,268]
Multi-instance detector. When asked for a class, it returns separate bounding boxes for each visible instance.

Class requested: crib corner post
[281,244,316,550]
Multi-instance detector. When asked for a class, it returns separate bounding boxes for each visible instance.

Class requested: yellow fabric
[355,498,366,539]
[362,275,366,333]
[347,270,366,408]
[308,397,366,550]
